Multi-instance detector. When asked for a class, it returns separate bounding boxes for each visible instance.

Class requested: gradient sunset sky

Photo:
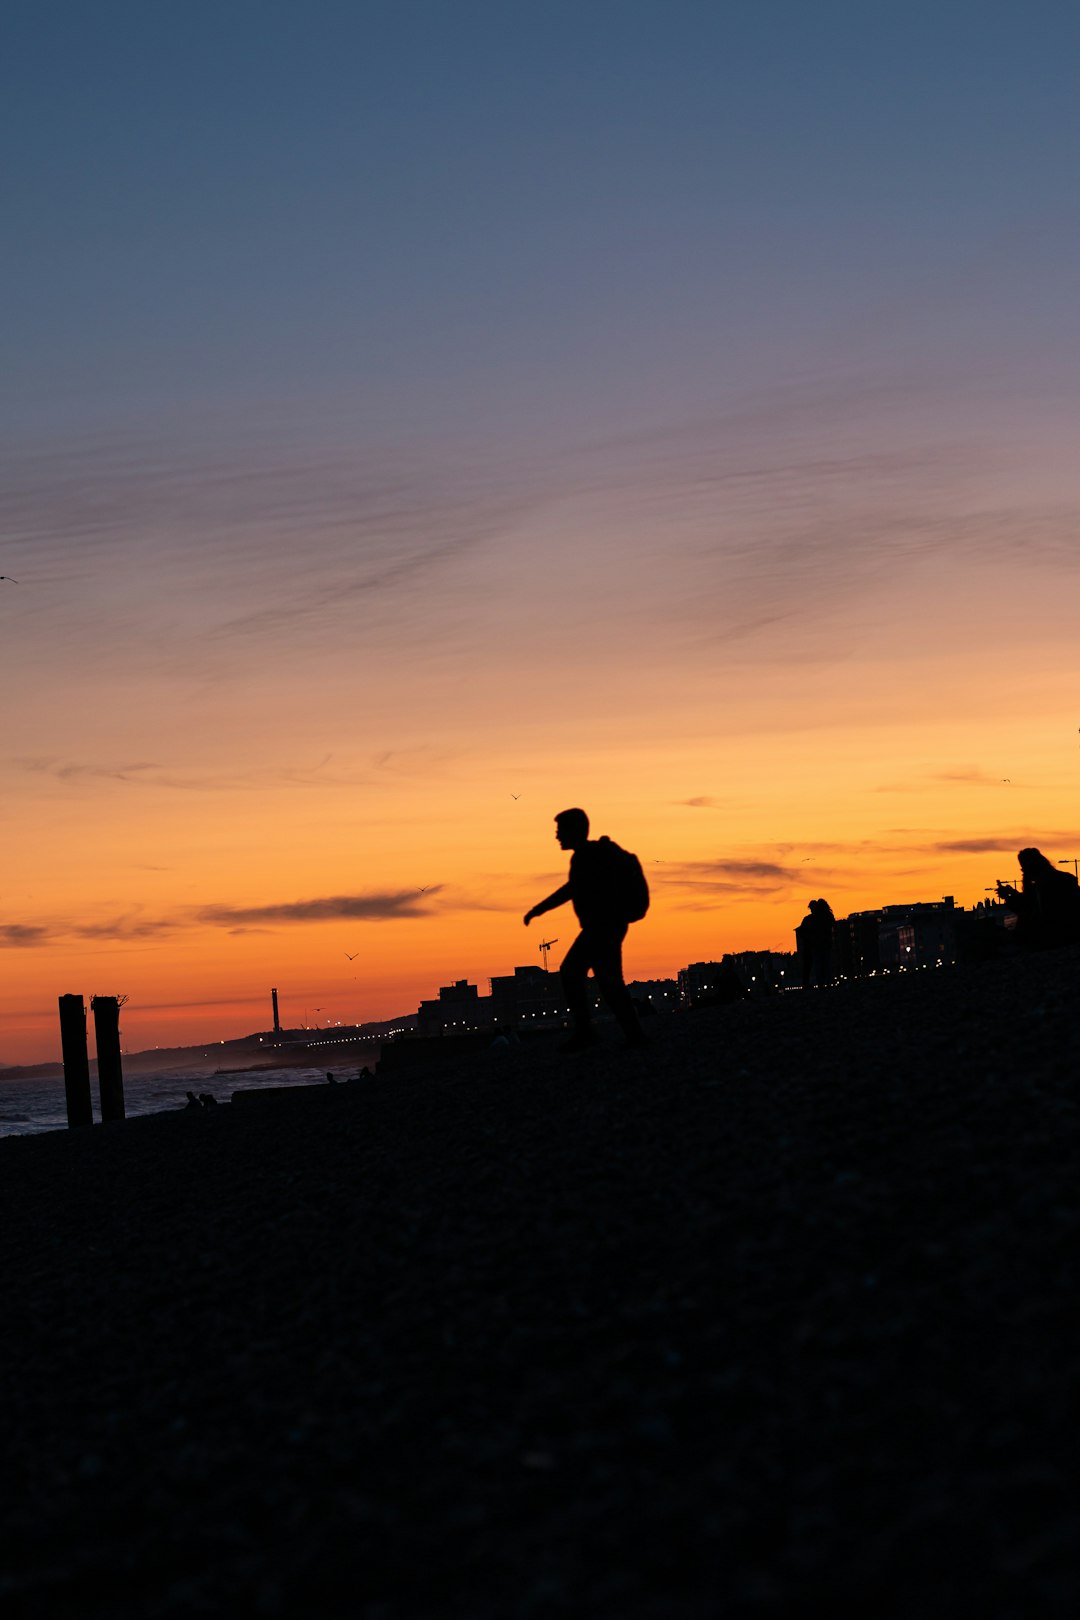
[3,1,1079,1064]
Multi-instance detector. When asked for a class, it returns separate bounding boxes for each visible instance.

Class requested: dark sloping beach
[2,949,1079,1618]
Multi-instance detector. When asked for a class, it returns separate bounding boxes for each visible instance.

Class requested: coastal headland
[0,1017,413,1083]
[2,947,1078,1616]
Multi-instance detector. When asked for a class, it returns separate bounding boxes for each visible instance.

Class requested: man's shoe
[559,1032,597,1054]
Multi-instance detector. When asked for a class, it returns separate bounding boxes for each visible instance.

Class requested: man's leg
[591,927,648,1046]
[559,933,595,1045]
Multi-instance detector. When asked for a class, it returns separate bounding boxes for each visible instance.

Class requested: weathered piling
[58,993,93,1129]
[92,995,126,1122]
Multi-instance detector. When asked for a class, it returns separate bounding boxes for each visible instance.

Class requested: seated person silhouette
[795,904,815,989]
[797,898,836,987]
[524,807,648,1052]
[810,898,836,986]
[997,848,1080,949]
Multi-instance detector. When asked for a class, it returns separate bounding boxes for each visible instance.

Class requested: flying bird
[345,951,359,961]
[511,793,521,800]
[0,575,18,584]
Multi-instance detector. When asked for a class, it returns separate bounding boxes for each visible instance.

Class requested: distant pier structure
[271,987,282,1037]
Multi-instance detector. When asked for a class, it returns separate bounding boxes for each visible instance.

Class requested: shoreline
[3,947,1078,1616]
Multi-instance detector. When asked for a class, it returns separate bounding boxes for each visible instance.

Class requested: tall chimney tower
[271,987,281,1036]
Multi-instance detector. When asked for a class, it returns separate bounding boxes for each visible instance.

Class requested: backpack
[595,836,650,924]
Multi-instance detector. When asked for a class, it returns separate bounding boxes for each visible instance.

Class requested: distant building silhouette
[489,965,568,1029]
[626,977,679,1014]
[833,895,1013,979]
[417,979,483,1037]
[416,969,571,1036]
[678,960,746,1007]
[402,889,1021,1050]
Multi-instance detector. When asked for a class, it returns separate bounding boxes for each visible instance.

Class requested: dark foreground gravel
[2,949,1079,1618]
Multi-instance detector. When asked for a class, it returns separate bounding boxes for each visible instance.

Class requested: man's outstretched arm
[524,883,571,925]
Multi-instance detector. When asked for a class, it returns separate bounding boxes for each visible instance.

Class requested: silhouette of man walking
[524,807,648,1052]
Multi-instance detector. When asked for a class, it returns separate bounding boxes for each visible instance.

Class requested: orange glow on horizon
[4,672,1078,1065]
[4,424,1079,1066]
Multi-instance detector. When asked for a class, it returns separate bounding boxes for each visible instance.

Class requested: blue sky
[6,0,1079,439]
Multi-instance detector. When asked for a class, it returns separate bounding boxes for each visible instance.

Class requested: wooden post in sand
[58,994,93,1129]
[92,996,126,1123]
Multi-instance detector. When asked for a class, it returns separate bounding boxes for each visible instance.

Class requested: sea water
[0,1058,379,1139]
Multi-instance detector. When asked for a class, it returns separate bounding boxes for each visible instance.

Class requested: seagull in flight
[345,951,359,961]
[0,575,18,584]
[511,793,521,800]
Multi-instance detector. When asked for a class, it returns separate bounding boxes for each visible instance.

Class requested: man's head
[555,807,589,850]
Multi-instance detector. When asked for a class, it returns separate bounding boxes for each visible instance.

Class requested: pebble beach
[2,948,1079,1618]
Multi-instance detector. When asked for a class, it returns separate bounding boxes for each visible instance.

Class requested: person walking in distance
[524,807,649,1052]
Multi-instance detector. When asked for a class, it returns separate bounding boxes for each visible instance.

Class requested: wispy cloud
[1,887,446,947]
[20,758,160,785]
[0,429,549,671]
[18,754,376,795]
[133,994,272,1013]
[570,379,1080,654]
[73,916,178,941]
[0,924,48,947]
[934,838,1015,854]
[875,767,1018,793]
[198,889,442,926]
[656,858,798,906]
[6,374,1078,690]
[934,834,1080,855]
[932,767,1014,786]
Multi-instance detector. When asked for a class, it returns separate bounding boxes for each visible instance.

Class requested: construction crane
[539,938,559,973]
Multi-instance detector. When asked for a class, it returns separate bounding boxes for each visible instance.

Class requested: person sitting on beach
[997,848,1080,950]
[810,898,836,987]
[524,807,648,1053]
[489,1024,520,1051]
[796,899,835,989]
[796,903,815,989]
